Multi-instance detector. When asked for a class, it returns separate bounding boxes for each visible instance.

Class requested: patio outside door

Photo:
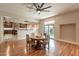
[44,24,54,39]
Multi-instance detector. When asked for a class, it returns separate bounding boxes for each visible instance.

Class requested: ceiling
[0,3,79,22]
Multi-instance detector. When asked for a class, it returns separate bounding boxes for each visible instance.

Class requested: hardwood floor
[0,39,79,56]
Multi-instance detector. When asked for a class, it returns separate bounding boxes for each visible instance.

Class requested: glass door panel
[44,25,49,35]
[44,25,54,39]
[49,25,54,39]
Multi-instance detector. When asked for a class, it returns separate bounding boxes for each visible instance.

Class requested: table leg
[35,40,41,49]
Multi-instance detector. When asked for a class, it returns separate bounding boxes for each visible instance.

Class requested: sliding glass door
[44,24,54,39]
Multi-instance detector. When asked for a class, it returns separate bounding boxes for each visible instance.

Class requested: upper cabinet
[4,21,13,28]
[3,21,27,29]
[19,23,27,28]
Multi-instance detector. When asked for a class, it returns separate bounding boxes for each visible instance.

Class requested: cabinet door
[4,21,13,28]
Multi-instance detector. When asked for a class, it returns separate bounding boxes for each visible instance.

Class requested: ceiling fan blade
[26,6,35,10]
[33,3,38,8]
[40,3,44,8]
[42,6,52,10]
[24,21,29,22]
[42,10,50,12]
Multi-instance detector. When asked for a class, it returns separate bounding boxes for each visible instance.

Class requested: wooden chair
[43,33,47,37]
[26,34,32,51]
[26,34,36,51]
[30,33,36,47]
[40,35,50,50]
[30,33,35,37]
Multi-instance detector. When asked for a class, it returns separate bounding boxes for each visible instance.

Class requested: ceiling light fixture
[37,11,41,14]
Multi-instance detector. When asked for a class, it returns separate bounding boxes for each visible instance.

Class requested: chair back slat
[26,34,30,41]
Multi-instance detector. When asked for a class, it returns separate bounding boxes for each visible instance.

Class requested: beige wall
[39,10,79,43]
[38,17,56,35]
[60,24,76,42]
[55,10,79,43]
[38,20,44,35]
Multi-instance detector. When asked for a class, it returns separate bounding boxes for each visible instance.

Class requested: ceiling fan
[24,3,52,14]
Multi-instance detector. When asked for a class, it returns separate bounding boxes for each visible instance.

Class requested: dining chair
[26,34,36,51]
[40,35,50,50]
[26,34,32,51]
[30,33,35,37]
[43,33,47,37]
[30,33,36,47]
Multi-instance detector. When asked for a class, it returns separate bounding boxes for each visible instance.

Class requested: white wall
[17,29,31,39]
[17,29,38,39]
[0,17,4,41]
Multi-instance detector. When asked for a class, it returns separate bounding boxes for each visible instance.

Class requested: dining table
[31,36,46,49]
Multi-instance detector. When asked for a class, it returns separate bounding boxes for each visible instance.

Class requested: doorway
[44,24,55,39]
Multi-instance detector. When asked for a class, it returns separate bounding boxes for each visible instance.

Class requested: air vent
[24,21,29,22]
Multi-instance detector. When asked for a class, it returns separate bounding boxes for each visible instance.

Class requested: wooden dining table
[31,36,46,49]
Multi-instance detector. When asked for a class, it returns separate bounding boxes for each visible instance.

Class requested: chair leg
[48,43,50,50]
[44,45,46,49]
[26,44,28,52]
[43,44,46,49]
[29,43,32,51]
[26,43,30,52]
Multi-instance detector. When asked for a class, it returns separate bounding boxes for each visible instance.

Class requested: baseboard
[56,39,79,45]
